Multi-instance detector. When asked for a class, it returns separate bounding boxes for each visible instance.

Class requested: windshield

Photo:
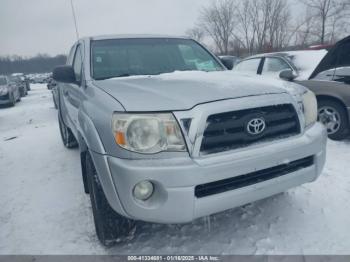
[91,38,224,80]
[9,75,21,82]
[286,50,327,79]
[0,77,7,85]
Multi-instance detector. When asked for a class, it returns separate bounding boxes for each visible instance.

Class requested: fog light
[133,181,154,201]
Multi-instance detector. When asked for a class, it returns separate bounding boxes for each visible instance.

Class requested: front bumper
[91,122,327,224]
[0,94,11,105]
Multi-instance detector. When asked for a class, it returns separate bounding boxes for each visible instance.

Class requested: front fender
[78,110,106,154]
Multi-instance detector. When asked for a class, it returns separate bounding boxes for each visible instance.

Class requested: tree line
[187,0,350,56]
[0,54,67,75]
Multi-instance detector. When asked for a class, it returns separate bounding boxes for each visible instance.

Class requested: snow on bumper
[91,122,327,224]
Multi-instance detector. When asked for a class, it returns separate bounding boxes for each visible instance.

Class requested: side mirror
[219,57,234,70]
[344,76,350,84]
[53,66,76,83]
[279,69,296,81]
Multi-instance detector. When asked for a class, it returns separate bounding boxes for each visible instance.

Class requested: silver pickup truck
[53,35,327,246]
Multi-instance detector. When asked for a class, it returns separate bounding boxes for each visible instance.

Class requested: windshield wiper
[95,74,131,80]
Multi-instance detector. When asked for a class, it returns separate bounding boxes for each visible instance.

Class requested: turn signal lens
[115,131,126,146]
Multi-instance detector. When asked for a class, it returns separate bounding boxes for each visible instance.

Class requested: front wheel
[20,87,26,97]
[86,152,136,246]
[318,99,349,140]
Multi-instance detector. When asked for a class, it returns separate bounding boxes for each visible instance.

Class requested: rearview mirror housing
[53,66,76,83]
[279,69,297,81]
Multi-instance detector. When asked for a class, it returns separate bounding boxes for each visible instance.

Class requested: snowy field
[0,84,349,255]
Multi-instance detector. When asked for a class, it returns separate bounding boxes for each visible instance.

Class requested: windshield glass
[91,38,224,80]
[9,75,21,82]
[0,77,7,85]
[286,50,327,79]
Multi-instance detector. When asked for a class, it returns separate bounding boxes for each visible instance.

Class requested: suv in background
[233,36,350,140]
[53,35,326,246]
[10,73,28,97]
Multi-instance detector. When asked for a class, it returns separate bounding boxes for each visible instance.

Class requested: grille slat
[200,104,300,154]
[195,156,314,198]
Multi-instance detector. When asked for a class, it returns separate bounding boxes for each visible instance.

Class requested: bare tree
[290,9,314,47]
[300,0,350,44]
[189,0,350,55]
[233,0,256,54]
[234,0,291,54]
[199,0,237,54]
[186,27,205,43]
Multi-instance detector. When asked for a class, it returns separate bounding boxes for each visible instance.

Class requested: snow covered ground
[0,84,349,255]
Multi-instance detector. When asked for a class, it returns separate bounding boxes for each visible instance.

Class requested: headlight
[112,113,186,154]
[302,90,318,127]
[0,86,9,95]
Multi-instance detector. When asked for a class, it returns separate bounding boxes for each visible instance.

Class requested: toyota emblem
[246,117,266,135]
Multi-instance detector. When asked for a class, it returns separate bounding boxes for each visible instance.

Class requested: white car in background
[232,50,327,80]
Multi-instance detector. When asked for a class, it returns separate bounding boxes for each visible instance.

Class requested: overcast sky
[0,0,214,57]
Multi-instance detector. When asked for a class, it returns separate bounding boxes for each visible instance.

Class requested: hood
[93,71,292,112]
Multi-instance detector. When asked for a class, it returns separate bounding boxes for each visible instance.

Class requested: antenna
[70,0,80,40]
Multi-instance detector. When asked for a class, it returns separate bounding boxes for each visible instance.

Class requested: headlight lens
[302,90,318,127]
[112,113,186,154]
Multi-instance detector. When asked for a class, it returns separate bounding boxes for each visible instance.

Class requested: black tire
[53,96,58,109]
[20,87,26,97]
[318,99,349,140]
[7,92,15,107]
[58,112,78,148]
[86,152,135,246]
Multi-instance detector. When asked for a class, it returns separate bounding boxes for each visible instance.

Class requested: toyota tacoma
[53,35,327,246]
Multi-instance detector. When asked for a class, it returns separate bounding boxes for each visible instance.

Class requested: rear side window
[262,57,290,74]
[233,59,261,74]
[73,45,83,82]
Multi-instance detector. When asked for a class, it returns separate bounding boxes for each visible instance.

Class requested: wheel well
[78,135,89,194]
[316,95,349,118]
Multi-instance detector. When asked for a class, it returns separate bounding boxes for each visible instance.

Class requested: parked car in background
[47,78,56,90]
[233,36,350,140]
[218,55,240,70]
[232,50,327,80]
[10,73,28,97]
[0,75,21,107]
[24,75,31,91]
[47,79,59,109]
[53,35,326,246]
